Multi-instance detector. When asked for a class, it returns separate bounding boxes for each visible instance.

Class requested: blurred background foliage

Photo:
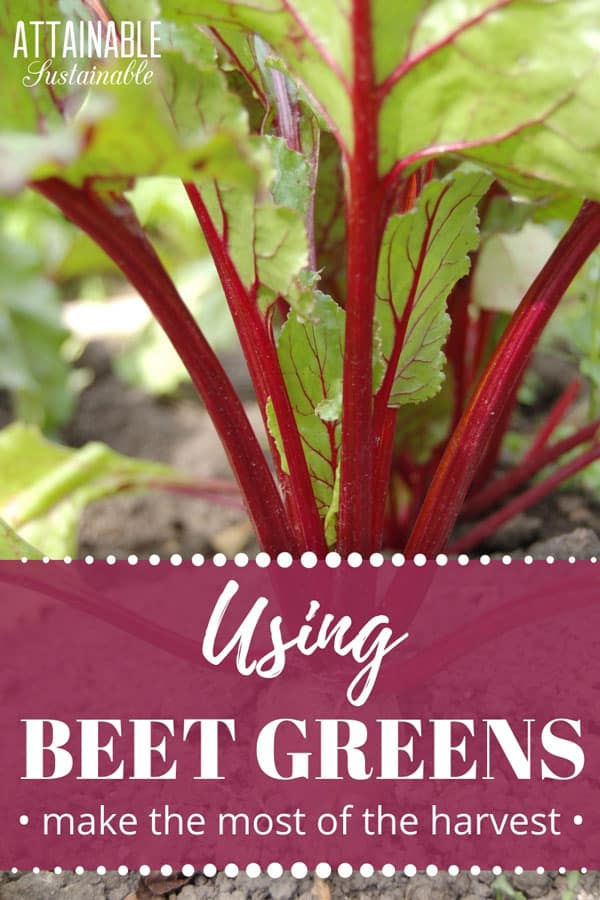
[0,176,237,429]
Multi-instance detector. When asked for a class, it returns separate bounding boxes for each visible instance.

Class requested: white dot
[54,867,62,875]
[325,551,341,567]
[404,864,417,877]
[524,555,533,565]
[85,555,94,565]
[234,552,249,567]
[568,555,576,564]
[224,863,239,878]
[277,552,293,568]
[436,553,448,566]
[97,866,106,876]
[42,556,50,564]
[414,553,426,567]
[63,556,72,565]
[479,554,490,566]
[171,553,183,566]
[392,553,405,566]
[291,862,308,878]
[212,553,226,567]
[546,555,555,565]
[203,863,217,877]
[347,552,362,568]
[74,866,84,875]
[256,552,271,568]
[19,815,29,826]
[148,554,160,566]
[191,553,204,566]
[581,866,588,874]
[448,865,459,877]
[492,866,502,875]
[502,554,512,565]
[32,867,40,874]
[128,554,138,565]
[457,553,469,566]
[316,863,332,878]
[246,863,261,878]
[471,865,481,876]
[558,866,566,874]
[10,868,17,875]
[536,866,545,875]
[160,865,173,877]
[426,864,438,877]
[338,863,352,878]
[592,556,598,563]
[139,865,151,877]
[514,866,523,875]
[181,864,194,878]
[106,554,116,565]
[118,865,128,876]
[369,552,384,567]
[267,863,283,878]
[360,864,374,877]
[301,552,318,568]
[381,864,395,877]
[574,814,583,825]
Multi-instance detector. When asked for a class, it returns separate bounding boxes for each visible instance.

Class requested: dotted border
[6,864,590,877]
[17,552,600,566]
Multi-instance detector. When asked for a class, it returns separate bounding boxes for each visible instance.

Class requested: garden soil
[63,343,600,561]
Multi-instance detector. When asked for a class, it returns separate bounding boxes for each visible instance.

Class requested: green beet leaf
[376,169,492,407]
[380,0,600,196]
[198,135,318,318]
[0,517,43,561]
[0,7,267,192]
[267,293,344,521]
[0,423,187,558]
[162,0,600,200]
[161,0,353,153]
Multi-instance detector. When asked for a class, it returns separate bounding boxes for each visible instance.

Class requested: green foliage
[0,517,43,560]
[540,246,600,426]
[163,0,600,201]
[5,0,597,199]
[1,0,600,554]
[162,0,353,151]
[395,373,454,465]
[492,874,526,900]
[561,870,581,900]
[0,231,77,430]
[268,293,344,520]
[0,423,185,558]
[384,1,600,197]
[199,135,317,318]
[376,169,492,406]
[0,4,268,192]
[313,132,346,299]
[115,260,237,394]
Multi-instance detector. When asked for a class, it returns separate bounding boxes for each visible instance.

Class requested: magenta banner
[0,559,598,870]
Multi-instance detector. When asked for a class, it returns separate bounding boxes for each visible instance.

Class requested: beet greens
[4,0,600,557]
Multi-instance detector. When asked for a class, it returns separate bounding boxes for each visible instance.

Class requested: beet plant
[2,0,600,558]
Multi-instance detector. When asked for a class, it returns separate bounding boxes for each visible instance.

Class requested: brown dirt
[55,344,600,561]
